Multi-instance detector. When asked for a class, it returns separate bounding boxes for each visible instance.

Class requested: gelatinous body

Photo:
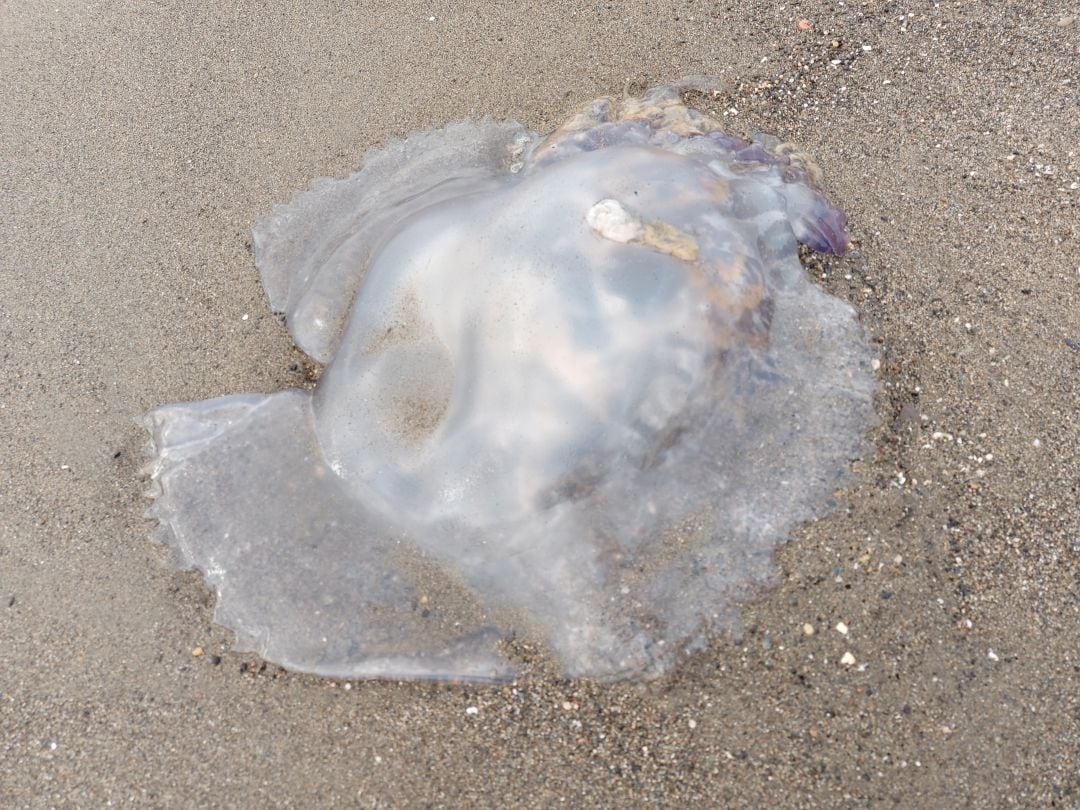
[144,83,877,682]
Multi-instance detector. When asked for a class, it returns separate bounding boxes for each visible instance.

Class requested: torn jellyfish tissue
[143,81,877,682]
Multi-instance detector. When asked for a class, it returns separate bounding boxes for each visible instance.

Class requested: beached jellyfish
[143,81,877,682]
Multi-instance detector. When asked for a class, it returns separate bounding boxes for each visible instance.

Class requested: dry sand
[2,1,1077,806]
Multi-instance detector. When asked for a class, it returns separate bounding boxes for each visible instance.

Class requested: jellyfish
[143,82,877,682]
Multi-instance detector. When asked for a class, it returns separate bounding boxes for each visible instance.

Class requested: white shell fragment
[587,199,646,243]
[143,82,877,682]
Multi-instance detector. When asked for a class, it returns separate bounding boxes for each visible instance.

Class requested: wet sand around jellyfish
[143,82,877,682]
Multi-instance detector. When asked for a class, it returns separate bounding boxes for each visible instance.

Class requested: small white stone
[465,706,479,715]
[836,621,849,635]
[840,651,856,666]
[987,649,999,661]
[688,718,697,730]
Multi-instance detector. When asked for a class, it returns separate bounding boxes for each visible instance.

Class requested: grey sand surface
[2,2,1076,806]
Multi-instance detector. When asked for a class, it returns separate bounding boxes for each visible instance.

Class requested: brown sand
[2,2,1076,806]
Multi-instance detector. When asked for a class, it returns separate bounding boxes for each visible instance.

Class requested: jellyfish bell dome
[143,82,876,682]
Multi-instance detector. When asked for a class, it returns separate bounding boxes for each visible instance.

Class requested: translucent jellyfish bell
[143,82,877,682]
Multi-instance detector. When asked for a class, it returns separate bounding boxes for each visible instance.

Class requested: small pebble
[840,651,856,666]
[835,621,849,635]
[465,706,479,715]
[987,649,999,661]
[797,19,812,31]
[191,646,204,658]
[802,623,816,636]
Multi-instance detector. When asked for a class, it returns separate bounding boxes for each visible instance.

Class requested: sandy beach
[2,1,1076,805]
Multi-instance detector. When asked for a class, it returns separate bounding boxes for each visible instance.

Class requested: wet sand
[2,2,1076,806]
